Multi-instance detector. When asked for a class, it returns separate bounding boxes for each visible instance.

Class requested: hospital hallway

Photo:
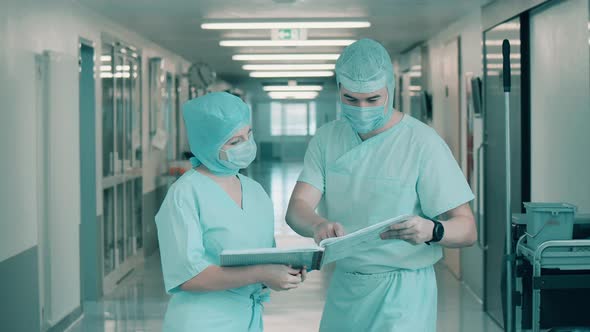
[2,0,590,331]
[67,162,502,332]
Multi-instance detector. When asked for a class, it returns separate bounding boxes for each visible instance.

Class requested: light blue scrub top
[155,169,275,332]
[299,114,475,273]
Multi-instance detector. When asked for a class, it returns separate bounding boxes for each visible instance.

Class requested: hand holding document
[220,215,413,270]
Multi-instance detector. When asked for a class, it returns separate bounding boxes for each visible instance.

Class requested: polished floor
[68,162,502,332]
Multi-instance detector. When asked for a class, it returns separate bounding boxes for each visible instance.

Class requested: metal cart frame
[517,239,590,332]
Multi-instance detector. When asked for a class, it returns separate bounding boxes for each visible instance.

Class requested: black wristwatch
[426,218,444,245]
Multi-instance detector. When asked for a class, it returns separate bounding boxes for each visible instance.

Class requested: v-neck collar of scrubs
[339,113,409,165]
[356,113,408,143]
[193,169,246,212]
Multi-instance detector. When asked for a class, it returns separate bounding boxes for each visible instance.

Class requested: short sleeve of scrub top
[417,133,475,218]
[298,129,326,193]
[156,187,212,294]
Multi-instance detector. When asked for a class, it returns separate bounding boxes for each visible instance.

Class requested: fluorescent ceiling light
[493,22,521,31]
[250,71,334,78]
[487,63,521,69]
[233,54,340,61]
[263,85,323,92]
[243,64,335,71]
[100,55,112,62]
[100,65,112,72]
[487,70,520,76]
[411,65,422,71]
[220,40,355,47]
[485,40,521,46]
[409,86,422,91]
[268,91,319,99]
[202,21,370,30]
[271,95,318,100]
[486,53,521,59]
[100,72,131,79]
[408,72,422,78]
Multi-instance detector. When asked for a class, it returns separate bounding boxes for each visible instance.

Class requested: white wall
[530,0,590,213]
[0,0,190,325]
[427,9,484,175]
[420,8,486,300]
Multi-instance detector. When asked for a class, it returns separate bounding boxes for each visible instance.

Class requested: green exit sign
[272,28,307,41]
[278,29,293,39]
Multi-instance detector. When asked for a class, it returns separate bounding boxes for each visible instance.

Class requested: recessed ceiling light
[487,63,521,69]
[243,64,335,71]
[484,40,521,46]
[493,22,521,31]
[233,54,340,61]
[202,21,371,30]
[486,53,521,59]
[220,40,355,47]
[250,71,334,78]
[263,85,323,92]
[268,91,319,99]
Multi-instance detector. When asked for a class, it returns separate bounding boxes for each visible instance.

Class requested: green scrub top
[299,114,475,273]
[300,114,474,331]
[155,169,275,332]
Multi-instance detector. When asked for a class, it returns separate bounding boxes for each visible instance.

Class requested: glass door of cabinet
[101,38,144,293]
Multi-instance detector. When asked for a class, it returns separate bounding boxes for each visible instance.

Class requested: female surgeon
[155,92,306,332]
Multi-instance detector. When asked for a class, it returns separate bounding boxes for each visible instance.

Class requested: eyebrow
[343,93,382,99]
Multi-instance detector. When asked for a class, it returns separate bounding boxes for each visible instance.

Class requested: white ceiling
[79,0,491,85]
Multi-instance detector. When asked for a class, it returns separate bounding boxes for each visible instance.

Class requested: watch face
[434,222,444,241]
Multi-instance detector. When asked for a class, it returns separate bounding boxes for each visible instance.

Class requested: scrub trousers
[319,266,437,332]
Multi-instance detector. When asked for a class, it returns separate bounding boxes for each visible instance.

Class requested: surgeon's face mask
[340,94,389,134]
[219,134,257,170]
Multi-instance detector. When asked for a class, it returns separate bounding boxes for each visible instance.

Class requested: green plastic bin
[523,202,577,249]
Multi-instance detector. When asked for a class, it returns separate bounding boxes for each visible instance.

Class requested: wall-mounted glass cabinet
[101,37,144,292]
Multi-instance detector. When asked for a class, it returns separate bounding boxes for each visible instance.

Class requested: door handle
[476,142,487,250]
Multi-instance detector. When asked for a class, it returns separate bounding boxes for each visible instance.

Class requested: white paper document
[219,215,412,270]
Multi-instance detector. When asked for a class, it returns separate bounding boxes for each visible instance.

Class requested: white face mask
[219,134,257,170]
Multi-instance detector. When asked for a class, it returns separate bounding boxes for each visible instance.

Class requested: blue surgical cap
[335,38,395,113]
[183,92,251,176]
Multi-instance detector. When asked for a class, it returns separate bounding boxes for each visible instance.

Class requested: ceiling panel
[78,0,491,86]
